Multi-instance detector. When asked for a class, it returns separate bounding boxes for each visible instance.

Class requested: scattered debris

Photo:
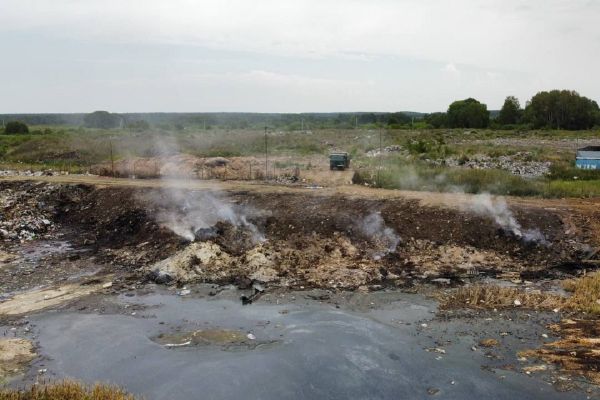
[153,329,271,350]
[479,338,500,348]
[432,152,551,178]
[519,319,600,384]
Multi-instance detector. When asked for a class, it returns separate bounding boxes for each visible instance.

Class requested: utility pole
[355,115,358,129]
[264,126,268,180]
[301,118,304,131]
[378,128,383,187]
[109,140,115,177]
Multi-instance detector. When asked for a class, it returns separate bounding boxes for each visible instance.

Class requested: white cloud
[442,63,460,78]
[2,0,599,71]
[0,0,599,112]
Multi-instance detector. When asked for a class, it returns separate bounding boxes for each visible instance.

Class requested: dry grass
[518,318,600,384]
[439,284,567,311]
[0,381,139,400]
[441,275,600,385]
[562,272,600,315]
[441,273,600,315]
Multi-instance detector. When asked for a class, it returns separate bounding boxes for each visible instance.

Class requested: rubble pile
[0,181,577,292]
[147,229,526,290]
[401,239,517,280]
[366,145,406,158]
[0,169,62,177]
[432,152,551,178]
[0,184,59,241]
[149,233,390,290]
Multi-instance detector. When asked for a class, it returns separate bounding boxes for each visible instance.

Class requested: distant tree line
[2,89,598,132]
[425,90,600,130]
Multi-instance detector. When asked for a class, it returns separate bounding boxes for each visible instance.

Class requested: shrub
[4,121,29,134]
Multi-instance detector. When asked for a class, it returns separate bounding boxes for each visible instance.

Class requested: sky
[1,0,599,113]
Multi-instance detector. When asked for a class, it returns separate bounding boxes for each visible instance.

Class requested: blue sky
[1,0,599,113]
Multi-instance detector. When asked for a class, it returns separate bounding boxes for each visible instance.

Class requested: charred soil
[0,181,593,292]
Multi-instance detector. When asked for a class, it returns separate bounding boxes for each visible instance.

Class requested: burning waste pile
[466,193,549,246]
[145,186,404,290]
[149,187,264,244]
[139,180,552,291]
[0,184,57,241]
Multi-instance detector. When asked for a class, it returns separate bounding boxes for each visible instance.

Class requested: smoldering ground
[389,165,549,245]
[138,185,265,244]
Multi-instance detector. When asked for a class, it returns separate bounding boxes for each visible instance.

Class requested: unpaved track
[3,173,599,204]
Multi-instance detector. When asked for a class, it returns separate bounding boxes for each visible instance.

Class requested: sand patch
[0,280,109,316]
[0,338,36,379]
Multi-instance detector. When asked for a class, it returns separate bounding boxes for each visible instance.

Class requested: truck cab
[329,152,350,170]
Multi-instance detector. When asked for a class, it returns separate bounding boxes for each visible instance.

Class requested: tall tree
[497,96,522,125]
[446,98,490,128]
[524,90,599,130]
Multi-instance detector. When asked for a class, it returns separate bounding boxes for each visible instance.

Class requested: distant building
[576,146,600,170]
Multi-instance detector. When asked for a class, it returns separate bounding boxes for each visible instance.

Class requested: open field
[1,126,600,197]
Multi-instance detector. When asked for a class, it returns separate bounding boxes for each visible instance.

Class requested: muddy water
[21,289,582,400]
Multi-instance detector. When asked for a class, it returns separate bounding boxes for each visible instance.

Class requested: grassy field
[1,125,599,198]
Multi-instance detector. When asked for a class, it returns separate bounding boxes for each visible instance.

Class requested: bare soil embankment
[1,178,595,293]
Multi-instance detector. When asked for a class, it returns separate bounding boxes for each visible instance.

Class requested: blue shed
[576,146,600,170]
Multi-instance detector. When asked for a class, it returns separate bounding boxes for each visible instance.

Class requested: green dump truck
[329,152,350,170]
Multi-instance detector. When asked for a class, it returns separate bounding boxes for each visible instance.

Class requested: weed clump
[439,285,566,311]
[563,272,600,315]
[441,273,600,315]
[0,381,139,400]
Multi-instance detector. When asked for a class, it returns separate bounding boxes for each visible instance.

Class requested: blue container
[576,158,600,170]
[576,146,600,170]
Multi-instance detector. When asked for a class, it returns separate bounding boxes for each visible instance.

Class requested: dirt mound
[0,181,587,291]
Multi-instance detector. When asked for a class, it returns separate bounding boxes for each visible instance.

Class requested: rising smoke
[146,185,264,243]
[467,193,548,245]
[140,134,264,243]
[387,166,549,245]
[358,212,401,258]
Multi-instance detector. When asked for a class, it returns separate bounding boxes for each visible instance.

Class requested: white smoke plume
[147,185,264,243]
[137,133,264,243]
[359,212,401,259]
[385,167,549,246]
[467,193,548,245]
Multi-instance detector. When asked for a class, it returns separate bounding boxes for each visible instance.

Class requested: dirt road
[3,173,599,206]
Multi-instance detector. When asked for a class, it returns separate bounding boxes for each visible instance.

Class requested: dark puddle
[13,288,590,400]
